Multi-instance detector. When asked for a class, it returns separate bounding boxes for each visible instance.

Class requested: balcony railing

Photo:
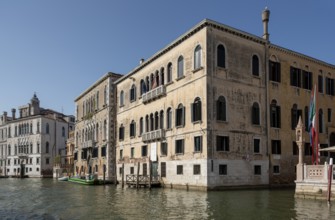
[142,129,165,142]
[142,85,166,103]
[82,140,95,149]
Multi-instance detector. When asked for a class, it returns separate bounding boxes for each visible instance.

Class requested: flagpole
[315,83,319,165]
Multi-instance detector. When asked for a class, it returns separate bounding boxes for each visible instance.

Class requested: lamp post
[295,116,305,181]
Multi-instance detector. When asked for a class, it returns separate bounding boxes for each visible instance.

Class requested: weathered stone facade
[74,72,122,181]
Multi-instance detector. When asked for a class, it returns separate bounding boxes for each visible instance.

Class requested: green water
[0,178,334,219]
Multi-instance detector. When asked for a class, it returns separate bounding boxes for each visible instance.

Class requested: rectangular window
[130,123,136,138]
[141,145,148,157]
[130,167,134,174]
[177,165,183,175]
[161,162,166,178]
[273,165,280,174]
[328,108,332,123]
[101,146,106,157]
[130,147,134,158]
[119,167,123,175]
[92,148,98,158]
[304,143,312,156]
[46,158,49,165]
[175,139,184,154]
[269,61,281,82]
[193,164,201,175]
[37,158,40,164]
[290,66,301,87]
[119,126,124,141]
[194,136,202,152]
[302,70,312,90]
[143,163,147,176]
[254,165,261,175]
[326,77,335,96]
[216,136,229,151]
[271,140,281,154]
[254,138,260,154]
[175,107,185,127]
[219,164,227,175]
[318,75,324,93]
[293,141,298,155]
[161,142,167,156]
[120,149,123,159]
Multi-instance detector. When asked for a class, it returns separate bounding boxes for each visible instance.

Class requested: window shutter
[175,109,178,126]
[190,103,194,122]
[182,107,185,126]
[277,106,281,128]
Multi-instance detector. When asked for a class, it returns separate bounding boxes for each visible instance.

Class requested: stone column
[295,116,305,181]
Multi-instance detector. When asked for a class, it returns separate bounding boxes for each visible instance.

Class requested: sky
[1,0,334,117]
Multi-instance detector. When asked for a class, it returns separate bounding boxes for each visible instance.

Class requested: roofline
[75,72,123,101]
[115,19,267,84]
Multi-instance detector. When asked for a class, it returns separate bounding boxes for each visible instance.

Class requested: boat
[68,175,96,185]
[58,176,69,181]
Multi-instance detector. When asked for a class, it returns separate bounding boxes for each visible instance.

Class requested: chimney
[140,58,145,65]
[262,7,270,41]
[3,111,7,122]
[12,108,16,120]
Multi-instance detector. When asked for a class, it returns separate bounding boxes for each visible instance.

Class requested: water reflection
[0,179,335,219]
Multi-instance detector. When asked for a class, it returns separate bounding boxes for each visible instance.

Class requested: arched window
[177,56,184,78]
[103,120,107,140]
[150,113,154,131]
[119,124,124,141]
[8,145,11,156]
[120,90,124,106]
[191,97,202,122]
[145,115,149,132]
[130,120,136,138]
[130,84,136,102]
[46,123,49,134]
[319,109,323,133]
[62,127,65,137]
[194,45,202,69]
[46,142,49,154]
[270,100,281,128]
[175,104,185,127]
[146,76,150,92]
[96,123,99,141]
[217,96,226,121]
[140,79,146,95]
[167,108,172,129]
[139,117,144,135]
[160,68,165,85]
[217,44,226,68]
[155,112,159,130]
[167,63,172,83]
[252,102,260,125]
[160,110,164,129]
[252,55,259,76]
[291,104,302,130]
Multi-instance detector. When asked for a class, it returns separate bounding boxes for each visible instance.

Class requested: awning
[319,146,335,152]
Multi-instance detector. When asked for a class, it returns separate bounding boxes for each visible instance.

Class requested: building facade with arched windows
[0,94,74,177]
[74,72,122,181]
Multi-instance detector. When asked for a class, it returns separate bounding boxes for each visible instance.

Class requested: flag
[308,85,317,164]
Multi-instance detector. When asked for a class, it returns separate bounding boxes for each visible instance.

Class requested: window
[191,97,202,122]
[143,163,147,176]
[252,55,259,76]
[130,85,136,102]
[161,162,166,177]
[177,56,184,78]
[46,142,49,154]
[130,167,134,175]
[270,100,281,128]
[120,90,124,106]
[271,140,281,154]
[131,147,134,158]
[166,108,172,129]
[160,110,164,129]
[193,164,201,175]
[46,123,49,134]
[177,165,183,175]
[119,149,123,159]
[130,120,136,138]
[293,141,299,155]
[328,108,332,123]
[141,145,148,157]
[161,142,167,156]
[62,127,65,137]
[46,158,49,165]
[139,117,143,135]
[304,143,312,156]
[291,104,302,130]
[318,75,323,93]
[92,148,98,158]
[160,68,165,85]
[119,124,124,141]
[254,138,260,153]
[254,165,261,175]
[140,80,146,95]
[252,102,260,125]
[37,158,40,164]
[269,60,281,82]
[167,63,172,83]
[304,106,309,132]
[219,164,227,175]
[175,139,184,154]
[319,109,323,133]
[217,136,229,151]
[194,136,202,152]
[326,77,335,96]
[217,44,226,68]
[175,104,185,127]
[273,165,280,174]
[302,70,312,90]
[217,96,227,121]
[290,66,301,87]
[104,86,107,105]
[101,146,106,157]
[194,45,202,69]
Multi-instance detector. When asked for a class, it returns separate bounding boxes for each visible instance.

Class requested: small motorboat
[58,176,69,181]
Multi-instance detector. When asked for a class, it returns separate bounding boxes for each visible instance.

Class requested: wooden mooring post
[136,162,140,189]
[149,160,152,190]
[121,163,124,188]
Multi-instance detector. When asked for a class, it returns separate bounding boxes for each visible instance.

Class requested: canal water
[0,179,335,220]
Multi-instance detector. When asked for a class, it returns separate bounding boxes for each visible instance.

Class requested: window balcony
[142,129,165,142]
[82,140,95,149]
[142,85,166,104]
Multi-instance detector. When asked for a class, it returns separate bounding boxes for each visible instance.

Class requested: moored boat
[58,176,69,181]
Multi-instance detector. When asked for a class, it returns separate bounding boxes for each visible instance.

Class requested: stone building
[0,94,74,177]
[114,9,335,190]
[74,72,122,181]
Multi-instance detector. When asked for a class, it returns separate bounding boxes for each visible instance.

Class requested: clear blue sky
[1,0,334,116]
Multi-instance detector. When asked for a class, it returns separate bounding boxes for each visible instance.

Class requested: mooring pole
[136,162,140,189]
[121,163,124,188]
[328,158,333,204]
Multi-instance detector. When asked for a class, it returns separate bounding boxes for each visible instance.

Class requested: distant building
[114,9,335,190]
[74,72,122,181]
[0,94,74,177]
